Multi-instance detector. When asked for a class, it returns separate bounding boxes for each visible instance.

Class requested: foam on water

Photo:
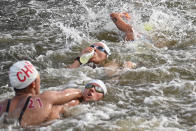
[115,115,185,131]
[54,22,84,44]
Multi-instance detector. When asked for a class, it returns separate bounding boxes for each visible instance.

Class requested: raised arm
[41,88,82,105]
[110,12,134,41]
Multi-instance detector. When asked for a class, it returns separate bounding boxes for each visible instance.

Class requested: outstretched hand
[110,12,134,41]
[119,12,131,20]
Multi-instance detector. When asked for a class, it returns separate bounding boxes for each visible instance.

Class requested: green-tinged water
[0,0,196,130]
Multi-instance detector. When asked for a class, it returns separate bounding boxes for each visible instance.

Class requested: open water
[0,0,196,130]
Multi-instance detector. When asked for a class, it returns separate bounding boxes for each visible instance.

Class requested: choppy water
[0,0,196,130]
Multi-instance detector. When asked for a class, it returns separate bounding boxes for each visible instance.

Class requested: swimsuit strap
[6,99,11,113]
[18,96,32,124]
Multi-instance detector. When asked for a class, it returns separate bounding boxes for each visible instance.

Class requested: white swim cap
[87,79,107,95]
[9,61,38,90]
[98,42,111,56]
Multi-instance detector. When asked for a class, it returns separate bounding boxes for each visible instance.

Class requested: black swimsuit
[6,96,32,124]
[6,99,11,113]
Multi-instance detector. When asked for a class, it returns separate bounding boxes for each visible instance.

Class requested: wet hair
[14,87,29,93]
[13,81,35,94]
[13,77,37,93]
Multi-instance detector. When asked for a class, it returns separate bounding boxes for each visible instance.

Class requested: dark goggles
[90,45,108,55]
[85,84,104,94]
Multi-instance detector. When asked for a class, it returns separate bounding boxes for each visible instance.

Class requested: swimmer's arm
[115,19,133,33]
[110,13,132,32]
[64,99,80,107]
[110,13,134,41]
[41,88,82,105]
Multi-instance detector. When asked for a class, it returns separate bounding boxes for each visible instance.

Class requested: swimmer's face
[90,43,107,64]
[83,83,104,102]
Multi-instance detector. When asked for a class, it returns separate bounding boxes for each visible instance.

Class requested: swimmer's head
[9,61,39,90]
[82,79,107,102]
[89,42,111,64]
[92,42,111,57]
[98,42,111,56]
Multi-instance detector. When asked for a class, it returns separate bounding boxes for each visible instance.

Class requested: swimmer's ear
[30,81,36,89]
[98,93,104,101]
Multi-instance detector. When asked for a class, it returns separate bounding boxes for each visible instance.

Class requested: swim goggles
[85,83,104,94]
[90,45,108,55]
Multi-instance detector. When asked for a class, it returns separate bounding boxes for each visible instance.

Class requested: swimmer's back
[0,92,54,127]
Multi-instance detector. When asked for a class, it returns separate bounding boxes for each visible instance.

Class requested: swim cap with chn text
[9,61,38,89]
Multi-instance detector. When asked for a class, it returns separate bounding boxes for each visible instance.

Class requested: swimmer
[68,42,136,70]
[0,61,82,127]
[47,79,108,120]
[64,79,107,107]
[68,42,111,68]
[110,12,169,48]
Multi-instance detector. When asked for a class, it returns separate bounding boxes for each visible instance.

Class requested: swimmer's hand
[110,12,134,41]
[69,47,94,68]
[123,61,137,69]
[110,12,131,21]
[65,100,80,107]
[119,12,131,20]
[80,46,94,56]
